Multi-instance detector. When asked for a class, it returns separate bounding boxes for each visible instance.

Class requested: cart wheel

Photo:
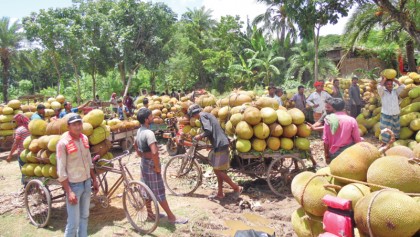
[163,155,202,196]
[123,181,159,235]
[166,139,179,156]
[120,137,134,152]
[267,156,306,197]
[24,179,52,227]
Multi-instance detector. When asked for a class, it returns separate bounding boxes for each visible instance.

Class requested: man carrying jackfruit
[378,76,405,146]
[323,98,362,163]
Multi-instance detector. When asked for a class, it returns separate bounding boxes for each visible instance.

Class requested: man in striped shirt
[378,76,405,145]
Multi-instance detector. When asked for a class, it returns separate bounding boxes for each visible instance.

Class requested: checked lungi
[140,158,166,202]
[210,146,230,171]
[380,113,400,143]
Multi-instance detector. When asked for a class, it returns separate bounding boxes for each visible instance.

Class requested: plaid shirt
[14,126,30,154]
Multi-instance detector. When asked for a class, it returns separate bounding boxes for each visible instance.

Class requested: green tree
[287,40,338,83]
[283,0,354,81]
[0,17,25,102]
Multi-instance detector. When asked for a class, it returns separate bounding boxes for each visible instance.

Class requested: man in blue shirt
[31,104,45,120]
[117,99,130,120]
[59,101,92,118]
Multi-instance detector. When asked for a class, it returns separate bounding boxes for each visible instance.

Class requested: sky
[0,0,351,36]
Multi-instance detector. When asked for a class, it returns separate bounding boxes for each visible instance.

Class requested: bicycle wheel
[24,179,52,227]
[163,155,202,196]
[123,181,159,235]
[267,156,306,197]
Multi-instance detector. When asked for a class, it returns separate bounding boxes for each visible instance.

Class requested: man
[7,114,30,185]
[109,93,118,113]
[56,114,99,237]
[290,86,306,113]
[189,104,243,199]
[378,76,405,145]
[59,101,92,118]
[323,98,362,163]
[275,87,283,106]
[170,89,178,98]
[50,108,62,121]
[123,93,134,113]
[135,108,188,224]
[307,101,335,132]
[31,104,45,120]
[143,98,149,108]
[266,85,276,98]
[349,76,363,118]
[93,95,101,106]
[331,79,343,98]
[117,99,131,120]
[306,81,332,122]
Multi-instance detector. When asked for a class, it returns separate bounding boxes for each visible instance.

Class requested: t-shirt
[117,105,130,120]
[109,97,118,109]
[135,126,157,153]
[199,112,229,150]
[59,108,78,118]
[291,93,306,112]
[30,113,43,120]
[14,126,30,154]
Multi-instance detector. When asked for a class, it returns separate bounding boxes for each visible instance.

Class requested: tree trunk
[314,26,320,82]
[68,51,81,104]
[1,57,10,102]
[51,52,61,95]
[118,62,126,92]
[406,40,417,72]
[92,67,96,99]
[150,71,156,92]
[123,64,140,97]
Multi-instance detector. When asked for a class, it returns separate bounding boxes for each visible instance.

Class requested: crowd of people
[4,75,406,235]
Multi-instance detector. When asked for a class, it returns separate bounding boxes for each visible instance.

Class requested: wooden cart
[108,128,138,151]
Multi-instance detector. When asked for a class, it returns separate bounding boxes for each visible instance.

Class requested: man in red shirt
[323,98,362,164]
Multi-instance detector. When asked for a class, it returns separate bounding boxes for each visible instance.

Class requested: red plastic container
[319,195,354,237]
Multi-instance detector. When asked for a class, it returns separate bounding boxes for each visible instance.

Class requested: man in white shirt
[306,81,332,122]
[378,76,405,145]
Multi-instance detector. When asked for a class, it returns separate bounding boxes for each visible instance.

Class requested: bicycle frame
[175,140,211,176]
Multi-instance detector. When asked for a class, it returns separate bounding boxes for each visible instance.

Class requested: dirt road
[0,136,380,237]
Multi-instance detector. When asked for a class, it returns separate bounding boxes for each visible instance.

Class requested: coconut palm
[343,3,418,72]
[287,40,338,83]
[253,0,297,44]
[0,17,25,102]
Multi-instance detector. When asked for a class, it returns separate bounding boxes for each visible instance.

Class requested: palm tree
[253,0,297,44]
[0,17,24,102]
[287,40,338,83]
[343,4,418,72]
[252,49,284,86]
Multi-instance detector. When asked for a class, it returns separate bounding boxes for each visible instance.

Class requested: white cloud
[202,0,267,23]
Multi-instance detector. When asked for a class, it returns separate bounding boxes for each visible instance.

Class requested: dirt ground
[0,135,381,237]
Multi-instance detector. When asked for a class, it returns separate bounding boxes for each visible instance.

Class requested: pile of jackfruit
[291,142,420,237]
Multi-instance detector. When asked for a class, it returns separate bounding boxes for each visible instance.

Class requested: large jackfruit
[330,142,381,183]
[354,190,420,237]
[367,155,420,193]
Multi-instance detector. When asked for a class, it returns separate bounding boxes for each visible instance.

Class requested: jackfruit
[330,142,381,183]
[385,145,414,158]
[291,207,324,237]
[291,171,337,216]
[354,190,420,237]
[337,183,370,209]
[367,155,420,193]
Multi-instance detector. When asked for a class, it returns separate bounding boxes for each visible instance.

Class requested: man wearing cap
[188,104,243,199]
[349,76,363,118]
[59,101,92,118]
[56,114,99,237]
[134,108,188,224]
[306,81,332,122]
[322,98,362,163]
[378,76,405,145]
[31,104,45,120]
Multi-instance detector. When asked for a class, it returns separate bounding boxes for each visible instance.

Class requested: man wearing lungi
[378,76,405,146]
[135,108,188,224]
[188,104,243,200]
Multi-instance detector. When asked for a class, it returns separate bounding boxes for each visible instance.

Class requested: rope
[299,174,328,210]
[367,189,390,237]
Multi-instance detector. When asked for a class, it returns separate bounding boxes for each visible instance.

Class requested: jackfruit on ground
[291,207,324,237]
